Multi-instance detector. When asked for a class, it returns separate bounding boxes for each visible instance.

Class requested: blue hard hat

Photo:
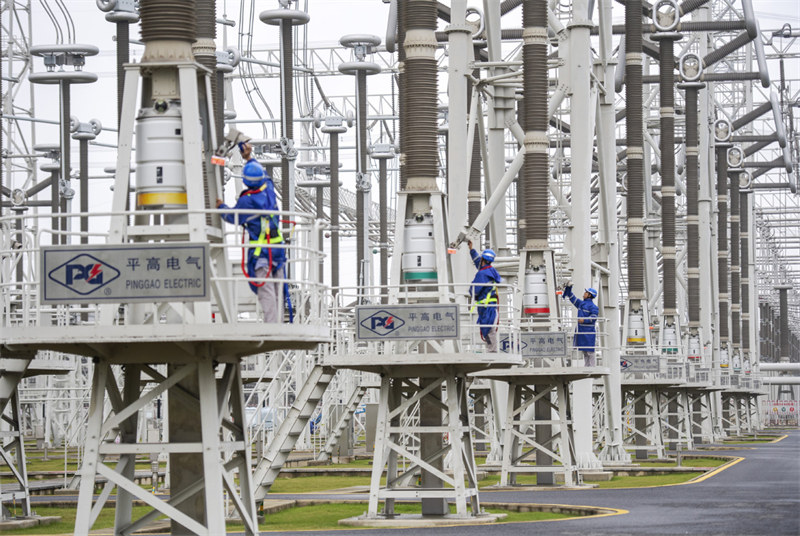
[242,160,266,189]
[585,287,598,298]
[481,249,496,263]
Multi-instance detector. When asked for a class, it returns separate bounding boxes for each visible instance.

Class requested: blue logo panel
[48,254,121,295]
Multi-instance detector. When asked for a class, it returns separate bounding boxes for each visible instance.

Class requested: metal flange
[259,9,310,26]
[338,61,381,76]
[30,44,100,57]
[29,71,98,84]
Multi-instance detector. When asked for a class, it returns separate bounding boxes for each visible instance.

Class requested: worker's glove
[562,285,573,298]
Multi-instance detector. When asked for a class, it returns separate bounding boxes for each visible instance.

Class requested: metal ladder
[253,365,336,499]
[316,383,368,462]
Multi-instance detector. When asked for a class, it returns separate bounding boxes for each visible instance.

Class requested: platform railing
[0,208,328,329]
[326,284,522,356]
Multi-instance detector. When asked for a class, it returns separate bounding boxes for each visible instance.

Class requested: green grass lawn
[722,438,777,444]
[636,457,727,467]
[230,503,573,531]
[2,503,575,534]
[595,472,704,488]
[269,475,381,493]
[1,506,159,535]
[477,470,705,488]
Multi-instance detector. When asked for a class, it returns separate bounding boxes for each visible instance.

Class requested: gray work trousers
[256,266,283,323]
[582,351,596,367]
[484,328,498,353]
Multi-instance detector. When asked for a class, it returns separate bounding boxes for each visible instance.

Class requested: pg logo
[67,263,104,285]
[48,254,121,296]
[360,310,406,337]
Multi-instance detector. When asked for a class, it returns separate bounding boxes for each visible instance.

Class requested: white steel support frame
[594,0,629,464]
[74,360,258,536]
[73,57,257,535]
[446,0,473,299]
[688,388,716,444]
[366,373,481,518]
[694,3,724,439]
[658,389,695,452]
[622,388,667,459]
[465,382,500,458]
[0,357,33,518]
[499,381,578,487]
[564,0,601,471]
[480,0,509,252]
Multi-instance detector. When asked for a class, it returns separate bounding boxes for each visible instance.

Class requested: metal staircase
[253,364,336,499]
[316,383,368,462]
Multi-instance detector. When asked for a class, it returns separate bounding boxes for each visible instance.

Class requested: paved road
[267,430,800,536]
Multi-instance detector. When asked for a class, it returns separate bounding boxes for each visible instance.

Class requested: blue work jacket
[219,178,285,291]
[568,294,598,352]
[470,249,501,338]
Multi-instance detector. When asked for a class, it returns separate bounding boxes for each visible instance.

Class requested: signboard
[620,355,661,373]
[355,304,459,340]
[41,243,209,304]
[764,400,799,426]
[500,332,568,357]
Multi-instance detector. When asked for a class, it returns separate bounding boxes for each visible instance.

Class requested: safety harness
[235,184,295,322]
[470,265,499,312]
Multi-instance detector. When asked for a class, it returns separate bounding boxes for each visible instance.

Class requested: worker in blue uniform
[562,285,599,366]
[216,145,286,322]
[468,240,501,352]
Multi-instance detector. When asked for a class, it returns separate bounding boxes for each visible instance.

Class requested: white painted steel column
[447,0,472,296]
[595,0,628,463]
[481,0,508,250]
[566,0,600,470]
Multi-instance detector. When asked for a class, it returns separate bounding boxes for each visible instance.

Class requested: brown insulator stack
[522,0,548,249]
[397,0,408,189]
[402,0,439,192]
[740,184,751,357]
[680,83,703,328]
[716,147,730,345]
[730,168,741,350]
[653,30,681,315]
[625,0,646,299]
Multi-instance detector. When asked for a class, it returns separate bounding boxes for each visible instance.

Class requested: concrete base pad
[339,512,506,528]
[0,516,60,530]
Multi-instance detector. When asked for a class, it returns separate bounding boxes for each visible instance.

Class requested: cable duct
[625,0,645,298]
[522,0,548,248]
[716,147,729,343]
[655,32,679,314]
[401,0,438,191]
